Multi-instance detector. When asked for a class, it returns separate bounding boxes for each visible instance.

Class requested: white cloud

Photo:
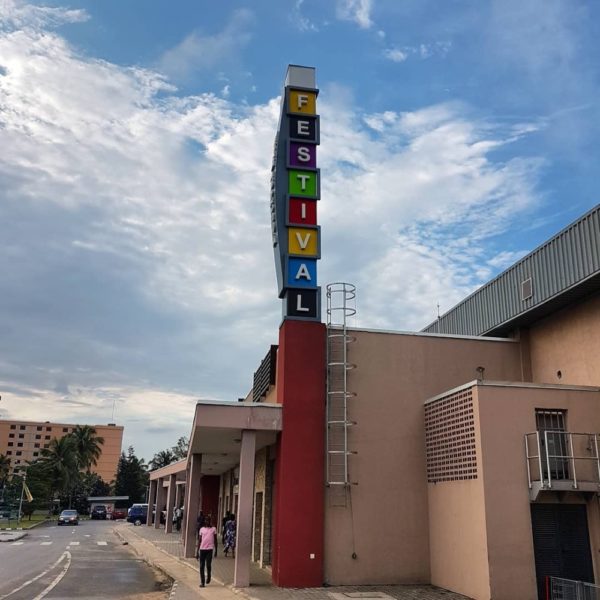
[383,48,408,63]
[158,9,254,82]
[292,0,319,32]
[383,42,452,64]
[0,10,544,457]
[336,0,373,29]
[0,0,88,30]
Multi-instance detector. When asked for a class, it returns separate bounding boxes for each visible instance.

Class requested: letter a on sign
[295,263,312,280]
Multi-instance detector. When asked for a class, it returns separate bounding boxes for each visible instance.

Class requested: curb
[0,531,28,542]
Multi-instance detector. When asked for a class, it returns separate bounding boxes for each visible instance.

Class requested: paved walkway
[114,523,472,600]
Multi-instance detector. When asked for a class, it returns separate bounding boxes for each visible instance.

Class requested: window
[45,435,50,440]
[62,428,68,433]
[33,452,39,457]
[9,433,14,438]
[18,434,24,439]
[19,425,26,430]
[17,443,23,447]
[34,443,40,448]
[15,451,22,456]
[15,459,20,464]
[46,427,51,431]
[6,451,11,455]
[10,424,16,430]
[35,435,41,439]
[8,442,13,447]
[37,426,42,431]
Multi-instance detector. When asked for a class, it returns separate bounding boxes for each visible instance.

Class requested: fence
[548,576,600,600]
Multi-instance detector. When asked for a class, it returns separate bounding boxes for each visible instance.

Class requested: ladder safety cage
[326,283,357,489]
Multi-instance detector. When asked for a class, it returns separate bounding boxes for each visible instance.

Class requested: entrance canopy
[188,400,282,475]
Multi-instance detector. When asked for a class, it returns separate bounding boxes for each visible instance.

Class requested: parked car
[91,505,107,520]
[0,505,11,519]
[110,508,127,520]
[126,503,149,526]
[58,509,79,525]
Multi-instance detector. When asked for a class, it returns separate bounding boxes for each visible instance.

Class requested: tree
[39,436,79,502]
[0,453,10,501]
[149,449,176,471]
[114,446,148,504]
[69,425,104,472]
[171,436,189,461]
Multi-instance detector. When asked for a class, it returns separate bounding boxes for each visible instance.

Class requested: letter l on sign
[296,294,309,312]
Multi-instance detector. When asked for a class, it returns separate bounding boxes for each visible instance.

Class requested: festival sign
[270,65,321,321]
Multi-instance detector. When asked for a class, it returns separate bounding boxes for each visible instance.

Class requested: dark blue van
[126,503,149,525]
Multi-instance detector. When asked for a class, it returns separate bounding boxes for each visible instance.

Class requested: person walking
[175,506,183,532]
[223,514,236,558]
[197,516,218,587]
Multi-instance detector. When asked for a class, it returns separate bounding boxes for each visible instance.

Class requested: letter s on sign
[297,146,311,162]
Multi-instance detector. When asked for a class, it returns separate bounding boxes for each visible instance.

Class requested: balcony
[525,431,600,501]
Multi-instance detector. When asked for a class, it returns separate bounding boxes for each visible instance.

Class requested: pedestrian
[223,514,236,558]
[197,510,205,528]
[221,510,232,543]
[175,506,183,532]
[197,516,218,588]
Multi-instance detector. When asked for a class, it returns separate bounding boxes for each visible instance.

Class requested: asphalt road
[0,519,171,599]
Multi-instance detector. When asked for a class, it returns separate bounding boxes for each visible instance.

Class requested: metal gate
[531,504,594,600]
[548,576,600,600]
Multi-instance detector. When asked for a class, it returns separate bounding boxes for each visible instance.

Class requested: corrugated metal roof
[422,204,600,336]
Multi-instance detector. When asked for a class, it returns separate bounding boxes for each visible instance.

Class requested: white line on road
[84,534,90,537]
[97,541,108,546]
[68,541,79,546]
[40,542,53,546]
[0,551,69,599]
[32,550,72,600]
[10,542,23,546]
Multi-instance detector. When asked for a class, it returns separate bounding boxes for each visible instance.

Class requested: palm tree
[149,450,175,471]
[39,436,79,498]
[70,425,104,472]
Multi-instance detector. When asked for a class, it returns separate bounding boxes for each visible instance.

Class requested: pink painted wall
[324,329,523,585]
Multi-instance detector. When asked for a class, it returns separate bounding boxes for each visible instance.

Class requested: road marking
[68,541,79,546]
[10,542,24,546]
[0,551,69,599]
[84,534,90,537]
[32,550,72,600]
[97,541,108,546]
[40,542,53,546]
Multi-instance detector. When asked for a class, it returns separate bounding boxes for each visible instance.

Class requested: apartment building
[0,420,123,483]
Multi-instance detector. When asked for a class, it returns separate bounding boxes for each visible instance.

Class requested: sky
[1,0,599,463]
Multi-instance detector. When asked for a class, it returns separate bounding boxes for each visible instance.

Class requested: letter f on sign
[297,94,308,110]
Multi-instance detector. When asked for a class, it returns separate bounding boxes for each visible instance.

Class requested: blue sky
[1,0,599,461]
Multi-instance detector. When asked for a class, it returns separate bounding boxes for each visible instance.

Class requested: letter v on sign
[288,227,318,256]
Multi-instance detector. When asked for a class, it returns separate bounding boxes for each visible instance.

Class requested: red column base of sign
[272,319,326,587]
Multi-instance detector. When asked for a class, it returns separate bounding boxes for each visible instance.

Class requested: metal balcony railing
[548,576,600,600]
[525,431,600,499]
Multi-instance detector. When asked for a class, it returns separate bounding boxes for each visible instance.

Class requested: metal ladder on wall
[326,283,357,507]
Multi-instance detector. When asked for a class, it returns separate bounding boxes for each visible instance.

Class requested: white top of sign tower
[285,65,316,88]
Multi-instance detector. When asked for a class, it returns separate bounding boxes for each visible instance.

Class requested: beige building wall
[528,293,600,386]
[476,383,600,600]
[0,419,123,482]
[324,329,524,585]
[427,390,491,600]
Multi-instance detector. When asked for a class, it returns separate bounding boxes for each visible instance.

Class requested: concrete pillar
[165,473,177,534]
[154,477,166,530]
[234,429,256,588]
[175,482,183,512]
[183,453,202,558]
[146,480,157,526]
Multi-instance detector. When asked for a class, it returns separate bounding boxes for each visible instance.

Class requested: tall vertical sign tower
[271,65,321,321]
[270,65,326,587]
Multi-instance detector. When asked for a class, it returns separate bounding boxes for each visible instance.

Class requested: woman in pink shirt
[197,516,218,587]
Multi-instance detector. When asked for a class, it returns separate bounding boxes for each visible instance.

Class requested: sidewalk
[114,523,473,600]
